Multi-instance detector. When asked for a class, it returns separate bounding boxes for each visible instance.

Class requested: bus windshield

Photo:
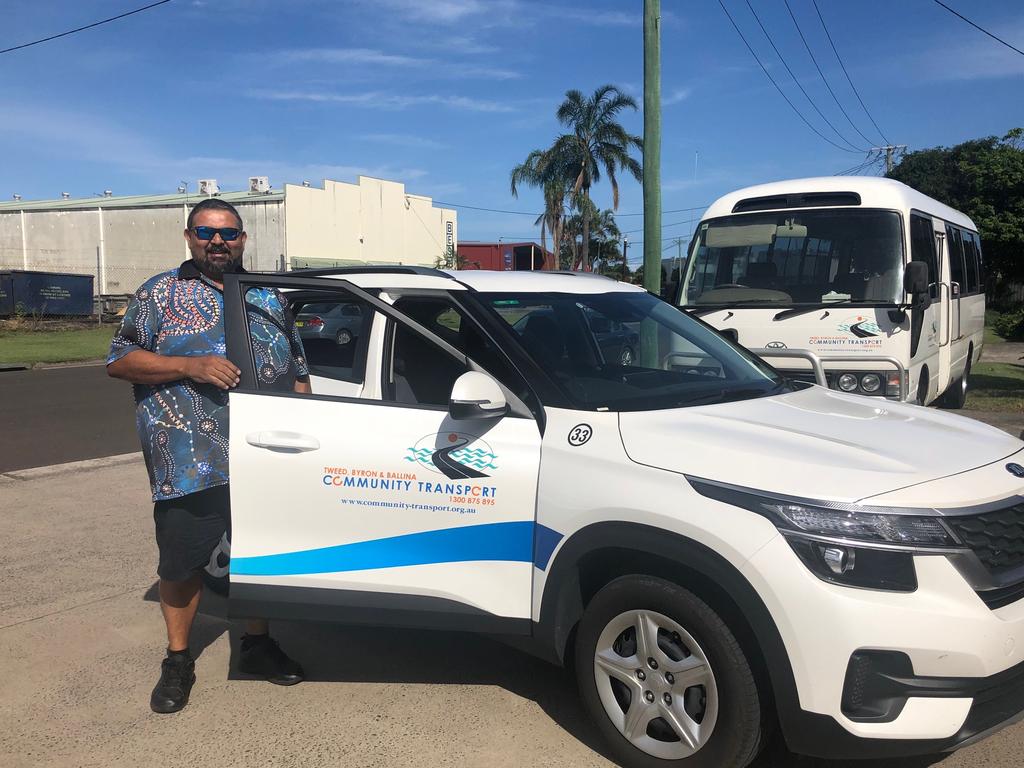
[680,209,904,307]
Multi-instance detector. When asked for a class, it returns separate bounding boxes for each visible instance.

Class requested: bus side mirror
[903,263,930,309]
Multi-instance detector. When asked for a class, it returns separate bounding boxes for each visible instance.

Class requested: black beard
[195,249,240,280]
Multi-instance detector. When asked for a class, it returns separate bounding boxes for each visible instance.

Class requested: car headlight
[688,478,962,592]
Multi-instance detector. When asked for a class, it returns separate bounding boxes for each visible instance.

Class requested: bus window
[909,214,939,299]
[945,224,965,290]
[962,230,980,294]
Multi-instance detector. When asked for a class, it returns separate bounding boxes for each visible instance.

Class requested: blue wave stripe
[232,521,537,577]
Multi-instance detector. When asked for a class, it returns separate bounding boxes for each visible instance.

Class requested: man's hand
[181,356,241,390]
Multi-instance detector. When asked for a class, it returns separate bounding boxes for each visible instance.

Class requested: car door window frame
[223,274,535,420]
[377,287,543,424]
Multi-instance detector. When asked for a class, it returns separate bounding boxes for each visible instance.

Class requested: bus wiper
[686,299,786,316]
[773,300,891,322]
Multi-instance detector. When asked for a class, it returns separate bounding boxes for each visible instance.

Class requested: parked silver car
[295,301,364,345]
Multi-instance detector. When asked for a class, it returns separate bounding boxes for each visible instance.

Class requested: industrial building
[0,176,457,300]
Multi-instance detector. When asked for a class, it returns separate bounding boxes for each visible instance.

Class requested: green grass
[0,326,116,365]
[965,361,1024,413]
[984,309,1007,346]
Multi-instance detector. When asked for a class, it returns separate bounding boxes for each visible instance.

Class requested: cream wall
[284,176,456,267]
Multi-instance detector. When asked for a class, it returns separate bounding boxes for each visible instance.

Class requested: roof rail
[287,265,454,279]
[547,270,617,280]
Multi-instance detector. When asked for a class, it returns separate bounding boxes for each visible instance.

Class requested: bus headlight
[837,373,859,392]
[860,373,881,393]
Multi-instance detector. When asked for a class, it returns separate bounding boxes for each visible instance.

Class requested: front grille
[948,502,1024,574]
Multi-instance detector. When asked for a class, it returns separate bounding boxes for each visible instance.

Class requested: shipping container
[457,242,555,271]
[0,270,95,317]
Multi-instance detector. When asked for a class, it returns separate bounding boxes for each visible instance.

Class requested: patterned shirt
[108,260,308,501]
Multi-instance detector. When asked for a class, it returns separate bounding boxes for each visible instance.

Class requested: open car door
[221,273,542,633]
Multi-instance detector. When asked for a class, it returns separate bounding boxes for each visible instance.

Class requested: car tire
[621,346,636,366]
[937,355,970,410]
[575,575,764,768]
[336,329,353,345]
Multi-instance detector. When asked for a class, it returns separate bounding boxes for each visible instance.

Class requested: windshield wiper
[686,298,786,316]
[680,383,785,408]
[773,300,892,322]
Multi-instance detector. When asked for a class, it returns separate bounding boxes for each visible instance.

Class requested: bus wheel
[916,368,930,406]
[938,356,970,410]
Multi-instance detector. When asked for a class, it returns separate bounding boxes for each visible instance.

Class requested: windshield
[481,291,785,412]
[680,209,904,307]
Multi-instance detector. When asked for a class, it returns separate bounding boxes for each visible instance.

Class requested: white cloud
[663,87,692,106]
[251,89,516,112]
[359,133,449,149]
[0,102,428,191]
[279,48,427,66]
[368,0,515,24]
[268,47,520,80]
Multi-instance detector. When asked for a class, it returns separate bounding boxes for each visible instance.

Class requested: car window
[390,296,538,413]
[485,291,783,412]
[279,293,375,385]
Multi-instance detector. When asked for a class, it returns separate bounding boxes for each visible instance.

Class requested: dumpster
[0,270,95,317]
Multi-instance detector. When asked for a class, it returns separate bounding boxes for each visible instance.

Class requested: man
[108,198,311,714]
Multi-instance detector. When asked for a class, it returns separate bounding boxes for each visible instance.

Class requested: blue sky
[2,0,1022,256]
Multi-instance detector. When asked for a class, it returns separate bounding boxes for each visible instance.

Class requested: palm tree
[510,84,641,271]
[565,200,622,271]
[549,85,642,269]
[511,150,567,267]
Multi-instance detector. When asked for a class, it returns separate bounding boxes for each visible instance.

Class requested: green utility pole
[643,0,662,296]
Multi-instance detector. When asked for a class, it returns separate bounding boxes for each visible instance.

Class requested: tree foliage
[888,129,1024,286]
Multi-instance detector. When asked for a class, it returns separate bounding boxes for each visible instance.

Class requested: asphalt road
[0,364,139,472]
[2,458,1023,768]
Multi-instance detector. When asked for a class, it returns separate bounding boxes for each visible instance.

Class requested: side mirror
[902,262,930,308]
[449,371,508,421]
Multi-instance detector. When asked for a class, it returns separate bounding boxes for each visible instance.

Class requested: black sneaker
[238,634,304,686]
[150,653,196,714]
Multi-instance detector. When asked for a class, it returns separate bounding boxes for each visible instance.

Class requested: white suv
[221,267,1024,768]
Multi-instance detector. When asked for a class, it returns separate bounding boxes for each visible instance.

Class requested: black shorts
[153,484,231,582]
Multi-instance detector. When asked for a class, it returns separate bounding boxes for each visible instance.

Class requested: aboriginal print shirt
[108,260,308,501]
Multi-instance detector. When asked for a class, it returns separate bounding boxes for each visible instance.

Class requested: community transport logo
[406,432,499,480]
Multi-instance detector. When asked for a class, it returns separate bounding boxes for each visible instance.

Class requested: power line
[437,200,710,217]
[742,0,866,152]
[931,0,1024,57]
[810,0,889,145]
[782,0,875,147]
[717,0,862,154]
[0,1,173,56]
[434,201,541,216]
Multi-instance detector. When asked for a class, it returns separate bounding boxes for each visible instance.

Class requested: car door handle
[245,431,320,452]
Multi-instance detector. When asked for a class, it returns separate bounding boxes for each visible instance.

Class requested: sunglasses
[192,226,242,241]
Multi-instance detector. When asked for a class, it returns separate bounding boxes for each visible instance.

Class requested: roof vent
[12,194,21,201]
[249,176,271,194]
[103,190,113,197]
[198,179,220,196]
[61,192,70,200]
[302,180,311,187]
[177,184,187,194]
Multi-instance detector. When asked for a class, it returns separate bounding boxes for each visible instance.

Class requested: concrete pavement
[3,457,1024,768]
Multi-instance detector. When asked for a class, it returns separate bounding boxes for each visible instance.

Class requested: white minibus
[676,177,986,407]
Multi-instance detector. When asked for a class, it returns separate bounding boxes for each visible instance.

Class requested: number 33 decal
[568,424,593,447]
